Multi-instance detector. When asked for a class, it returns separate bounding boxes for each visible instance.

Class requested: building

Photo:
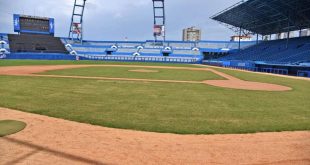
[182,27,201,41]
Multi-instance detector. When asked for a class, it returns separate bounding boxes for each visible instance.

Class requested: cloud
[0,0,240,41]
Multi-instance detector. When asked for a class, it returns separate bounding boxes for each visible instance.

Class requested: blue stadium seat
[218,37,310,64]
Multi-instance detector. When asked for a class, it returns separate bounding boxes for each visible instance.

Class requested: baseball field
[0,60,309,134]
[0,60,310,164]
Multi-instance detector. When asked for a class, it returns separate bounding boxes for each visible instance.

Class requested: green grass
[41,66,225,81]
[0,120,26,137]
[0,60,309,134]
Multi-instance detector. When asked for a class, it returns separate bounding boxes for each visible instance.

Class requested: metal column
[152,0,166,42]
[286,13,290,49]
[256,33,259,44]
[238,27,242,51]
[69,0,87,43]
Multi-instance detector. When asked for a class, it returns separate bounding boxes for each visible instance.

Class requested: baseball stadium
[0,0,309,164]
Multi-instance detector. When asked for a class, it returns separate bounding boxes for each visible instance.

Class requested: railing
[204,61,290,75]
[297,70,310,78]
[222,66,289,75]
[78,54,201,63]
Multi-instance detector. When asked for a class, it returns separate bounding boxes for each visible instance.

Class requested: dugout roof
[211,0,310,35]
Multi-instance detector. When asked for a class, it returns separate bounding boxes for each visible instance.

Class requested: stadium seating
[218,36,310,64]
[59,38,206,63]
[116,48,137,53]
[172,50,200,55]
[9,34,68,53]
[139,48,161,54]
[197,41,253,50]
[2,35,256,63]
[168,42,194,49]
[57,38,260,63]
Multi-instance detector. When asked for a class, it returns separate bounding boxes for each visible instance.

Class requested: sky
[0,0,241,41]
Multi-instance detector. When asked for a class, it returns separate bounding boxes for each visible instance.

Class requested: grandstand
[207,0,310,77]
[9,34,67,54]
[2,26,254,63]
[1,0,309,77]
[60,37,253,63]
[218,37,310,64]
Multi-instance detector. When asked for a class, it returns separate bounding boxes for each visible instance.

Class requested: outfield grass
[41,66,225,81]
[0,120,26,137]
[0,60,309,134]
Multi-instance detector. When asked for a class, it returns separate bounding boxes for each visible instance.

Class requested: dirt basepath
[1,108,309,165]
[0,65,291,91]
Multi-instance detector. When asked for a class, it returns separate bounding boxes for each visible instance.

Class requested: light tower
[152,0,166,42]
[69,0,87,43]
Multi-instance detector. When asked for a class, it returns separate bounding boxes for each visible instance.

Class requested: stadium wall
[3,53,201,64]
[5,53,77,60]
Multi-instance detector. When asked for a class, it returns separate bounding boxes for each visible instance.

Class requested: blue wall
[6,53,76,60]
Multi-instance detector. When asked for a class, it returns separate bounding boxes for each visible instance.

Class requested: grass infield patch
[0,120,26,137]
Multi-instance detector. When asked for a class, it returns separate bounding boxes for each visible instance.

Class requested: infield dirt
[1,108,310,165]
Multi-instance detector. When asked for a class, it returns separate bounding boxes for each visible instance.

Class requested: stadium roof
[211,0,310,35]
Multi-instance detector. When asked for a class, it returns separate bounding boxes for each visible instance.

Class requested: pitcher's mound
[129,69,159,73]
